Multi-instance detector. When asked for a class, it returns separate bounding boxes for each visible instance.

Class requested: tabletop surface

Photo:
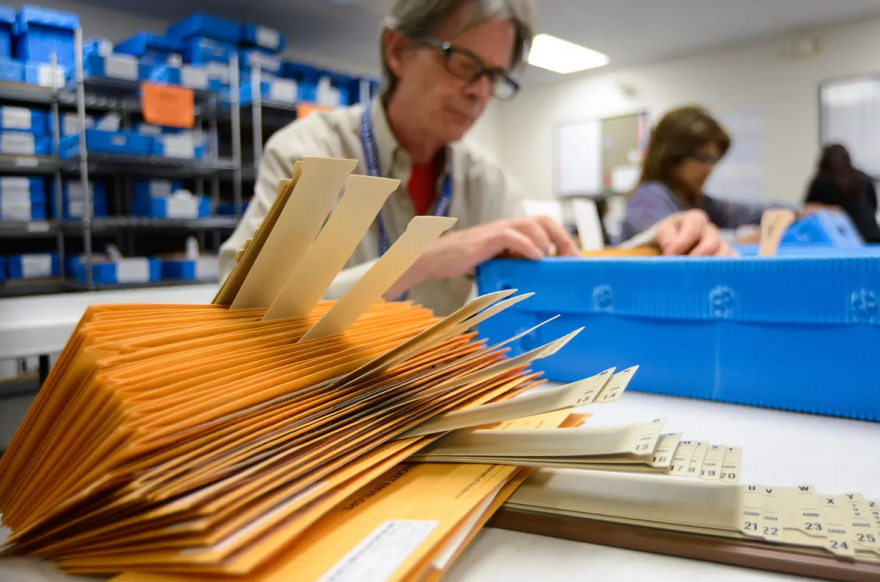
[0,285,219,360]
[2,386,877,582]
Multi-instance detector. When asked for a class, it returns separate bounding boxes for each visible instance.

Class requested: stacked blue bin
[13,6,78,67]
[0,177,45,221]
[0,104,51,155]
[7,252,59,279]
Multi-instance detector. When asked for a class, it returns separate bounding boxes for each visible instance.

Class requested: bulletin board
[554,111,649,197]
[820,73,880,178]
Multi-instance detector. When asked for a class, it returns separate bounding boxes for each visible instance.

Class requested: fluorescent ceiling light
[528,33,609,74]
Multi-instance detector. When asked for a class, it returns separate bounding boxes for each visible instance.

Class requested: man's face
[392,18,516,144]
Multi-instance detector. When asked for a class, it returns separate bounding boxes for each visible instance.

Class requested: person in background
[622,106,793,245]
[804,144,880,242]
[220,1,734,316]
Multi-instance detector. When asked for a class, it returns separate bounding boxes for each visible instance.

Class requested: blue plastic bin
[0,256,5,282]
[0,131,51,155]
[216,200,248,215]
[71,257,161,285]
[49,179,108,220]
[132,192,209,218]
[133,179,182,199]
[23,59,65,87]
[114,32,182,65]
[181,36,236,64]
[0,105,46,134]
[0,5,15,59]
[79,53,152,82]
[166,13,239,43]
[239,24,284,52]
[7,252,59,279]
[0,56,22,81]
[0,176,44,220]
[476,254,880,422]
[59,129,154,159]
[239,77,298,104]
[13,6,78,66]
[160,257,218,281]
[782,211,864,248]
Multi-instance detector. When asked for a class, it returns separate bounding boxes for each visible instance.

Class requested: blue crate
[133,179,182,199]
[7,252,59,279]
[0,177,45,221]
[0,131,51,155]
[166,13,240,44]
[59,129,154,159]
[782,211,864,247]
[77,53,152,82]
[0,5,14,59]
[71,257,161,285]
[13,6,78,66]
[0,256,5,282]
[23,59,65,87]
[0,56,22,81]
[476,253,880,422]
[160,257,218,281]
[239,24,284,52]
[181,36,236,65]
[0,105,46,134]
[49,179,108,220]
[132,192,209,218]
[238,77,298,104]
[114,32,182,65]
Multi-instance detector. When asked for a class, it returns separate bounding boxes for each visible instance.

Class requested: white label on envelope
[62,114,95,136]
[22,255,52,278]
[68,180,91,199]
[257,26,281,50]
[196,257,219,280]
[148,180,174,197]
[104,55,138,80]
[1,200,31,221]
[2,107,32,130]
[181,66,209,90]
[69,198,87,218]
[269,79,297,103]
[1,132,35,155]
[115,258,150,283]
[166,194,199,218]
[316,520,438,582]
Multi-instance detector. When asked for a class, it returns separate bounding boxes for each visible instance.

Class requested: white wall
[497,17,880,205]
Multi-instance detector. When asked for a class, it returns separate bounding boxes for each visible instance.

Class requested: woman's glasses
[419,36,520,101]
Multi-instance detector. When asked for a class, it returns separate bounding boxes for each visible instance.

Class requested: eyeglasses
[418,36,520,101]
[691,154,721,167]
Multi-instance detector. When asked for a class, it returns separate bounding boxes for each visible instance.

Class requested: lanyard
[359,103,452,257]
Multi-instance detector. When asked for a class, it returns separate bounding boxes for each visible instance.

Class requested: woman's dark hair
[637,106,731,208]
[818,144,862,199]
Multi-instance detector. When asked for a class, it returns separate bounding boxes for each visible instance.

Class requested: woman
[621,106,792,244]
[804,144,880,242]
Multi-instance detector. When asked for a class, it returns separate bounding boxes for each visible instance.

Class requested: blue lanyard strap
[359,103,452,257]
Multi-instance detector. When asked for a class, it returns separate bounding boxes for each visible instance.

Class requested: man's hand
[655,210,737,257]
[384,216,580,299]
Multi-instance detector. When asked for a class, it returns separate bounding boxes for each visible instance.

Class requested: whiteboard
[820,75,880,177]
[556,121,602,196]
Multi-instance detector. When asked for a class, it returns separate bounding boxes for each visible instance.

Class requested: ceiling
[73,0,880,84]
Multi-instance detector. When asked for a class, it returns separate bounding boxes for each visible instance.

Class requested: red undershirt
[407,158,441,216]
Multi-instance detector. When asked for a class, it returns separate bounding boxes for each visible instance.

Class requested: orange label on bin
[297,103,333,119]
[141,83,195,128]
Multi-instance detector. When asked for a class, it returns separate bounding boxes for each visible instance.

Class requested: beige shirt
[219,100,526,316]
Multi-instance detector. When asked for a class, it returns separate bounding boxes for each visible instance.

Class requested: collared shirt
[219,100,526,316]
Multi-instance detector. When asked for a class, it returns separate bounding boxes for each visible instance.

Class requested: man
[220,0,732,316]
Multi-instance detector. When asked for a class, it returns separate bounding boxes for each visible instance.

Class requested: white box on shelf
[116,258,150,283]
[269,79,297,103]
[22,254,52,278]
[196,256,219,281]
[104,55,139,81]
[181,66,209,90]
[166,191,199,218]
[0,132,36,155]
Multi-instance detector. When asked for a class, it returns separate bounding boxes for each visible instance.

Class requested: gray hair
[380,0,536,96]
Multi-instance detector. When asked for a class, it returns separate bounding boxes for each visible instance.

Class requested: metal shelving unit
[0,31,245,298]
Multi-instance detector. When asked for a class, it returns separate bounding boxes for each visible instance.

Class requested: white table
[2,389,877,582]
[0,285,218,360]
